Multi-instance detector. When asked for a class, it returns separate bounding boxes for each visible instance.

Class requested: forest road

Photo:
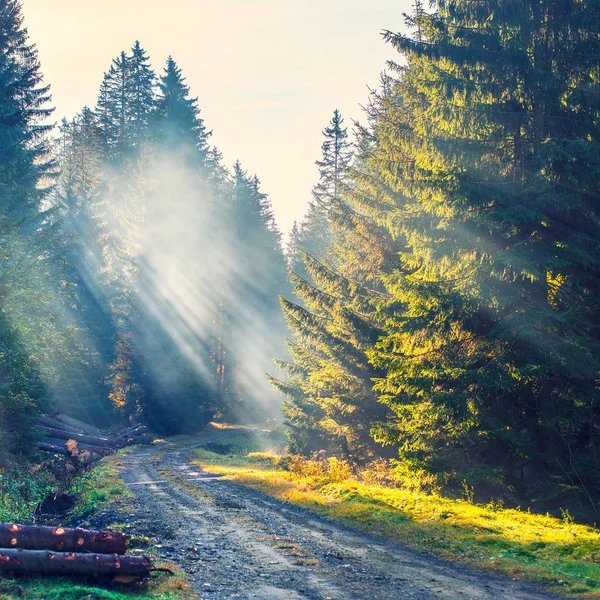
[118,431,562,600]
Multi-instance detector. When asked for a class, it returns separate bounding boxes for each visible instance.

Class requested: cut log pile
[36,414,153,466]
[0,523,150,580]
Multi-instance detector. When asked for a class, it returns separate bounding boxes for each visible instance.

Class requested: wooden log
[54,414,103,436]
[78,450,103,466]
[110,424,147,444]
[36,426,112,448]
[37,442,69,456]
[0,548,150,578]
[0,524,128,555]
[39,438,110,458]
[125,435,153,445]
[62,438,113,457]
[39,416,84,434]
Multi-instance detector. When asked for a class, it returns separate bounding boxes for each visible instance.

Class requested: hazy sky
[22,0,409,236]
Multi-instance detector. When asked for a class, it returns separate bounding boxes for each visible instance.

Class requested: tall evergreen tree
[288,111,353,283]
[0,0,54,222]
[359,0,600,509]
[96,51,130,158]
[155,57,211,163]
[313,109,353,208]
[127,41,156,146]
[0,0,91,453]
[272,111,393,458]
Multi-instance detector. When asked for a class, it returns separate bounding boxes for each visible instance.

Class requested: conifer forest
[1,0,600,597]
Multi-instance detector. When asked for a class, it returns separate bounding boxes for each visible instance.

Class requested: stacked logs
[0,523,150,579]
[36,414,152,467]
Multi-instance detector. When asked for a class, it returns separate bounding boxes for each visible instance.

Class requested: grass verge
[67,450,135,519]
[190,435,600,599]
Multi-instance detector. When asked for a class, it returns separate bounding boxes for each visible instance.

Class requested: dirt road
[118,432,561,600]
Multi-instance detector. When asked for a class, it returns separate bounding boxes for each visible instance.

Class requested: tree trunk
[39,416,85,434]
[0,524,127,554]
[0,549,149,578]
[54,414,104,436]
[37,441,69,455]
[110,424,147,444]
[36,426,111,447]
[43,437,112,456]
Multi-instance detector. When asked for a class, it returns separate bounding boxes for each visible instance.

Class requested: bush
[278,453,353,482]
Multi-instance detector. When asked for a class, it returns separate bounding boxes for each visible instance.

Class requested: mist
[50,45,290,433]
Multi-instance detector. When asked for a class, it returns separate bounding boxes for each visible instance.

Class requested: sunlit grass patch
[191,440,600,599]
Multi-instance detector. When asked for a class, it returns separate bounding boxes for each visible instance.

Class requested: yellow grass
[191,447,600,599]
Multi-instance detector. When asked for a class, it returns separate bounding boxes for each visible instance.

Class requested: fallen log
[126,435,153,445]
[37,439,109,460]
[54,414,104,436]
[110,424,147,444]
[62,438,113,457]
[39,416,85,434]
[37,441,69,456]
[43,437,109,456]
[36,426,112,448]
[0,549,150,578]
[0,524,128,555]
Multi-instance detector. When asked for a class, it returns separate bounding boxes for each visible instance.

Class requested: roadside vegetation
[191,433,600,599]
[0,450,195,600]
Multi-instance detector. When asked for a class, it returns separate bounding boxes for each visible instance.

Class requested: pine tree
[313,109,353,208]
[225,162,289,417]
[96,51,130,158]
[0,0,92,452]
[127,41,156,146]
[288,111,353,284]
[155,57,211,164]
[361,0,600,508]
[55,108,115,423]
[0,0,54,222]
[272,110,393,459]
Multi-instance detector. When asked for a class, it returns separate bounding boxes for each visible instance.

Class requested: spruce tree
[128,41,156,146]
[0,0,92,452]
[0,0,54,222]
[313,109,353,208]
[288,111,353,284]
[155,57,211,164]
[56,108,115,423]
[96,51,130,158]
[226,162,289,417]
[361,0,600,508]
[272,111,393,458]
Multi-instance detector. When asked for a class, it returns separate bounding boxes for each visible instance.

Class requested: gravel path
[118,432,562,600]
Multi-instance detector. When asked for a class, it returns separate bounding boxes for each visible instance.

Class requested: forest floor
[109,425,563,600]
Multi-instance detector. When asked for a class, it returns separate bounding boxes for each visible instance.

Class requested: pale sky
[21,0,410,236]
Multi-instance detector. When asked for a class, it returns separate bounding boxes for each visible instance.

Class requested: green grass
[67,451,134,518]
[190,436,600,599]
[0,571,196,600]
[0,465,55,523]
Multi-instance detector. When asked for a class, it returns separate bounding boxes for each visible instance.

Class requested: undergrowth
[67,452,134,518]
[0,463,55,523]
[191,433,600,599]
